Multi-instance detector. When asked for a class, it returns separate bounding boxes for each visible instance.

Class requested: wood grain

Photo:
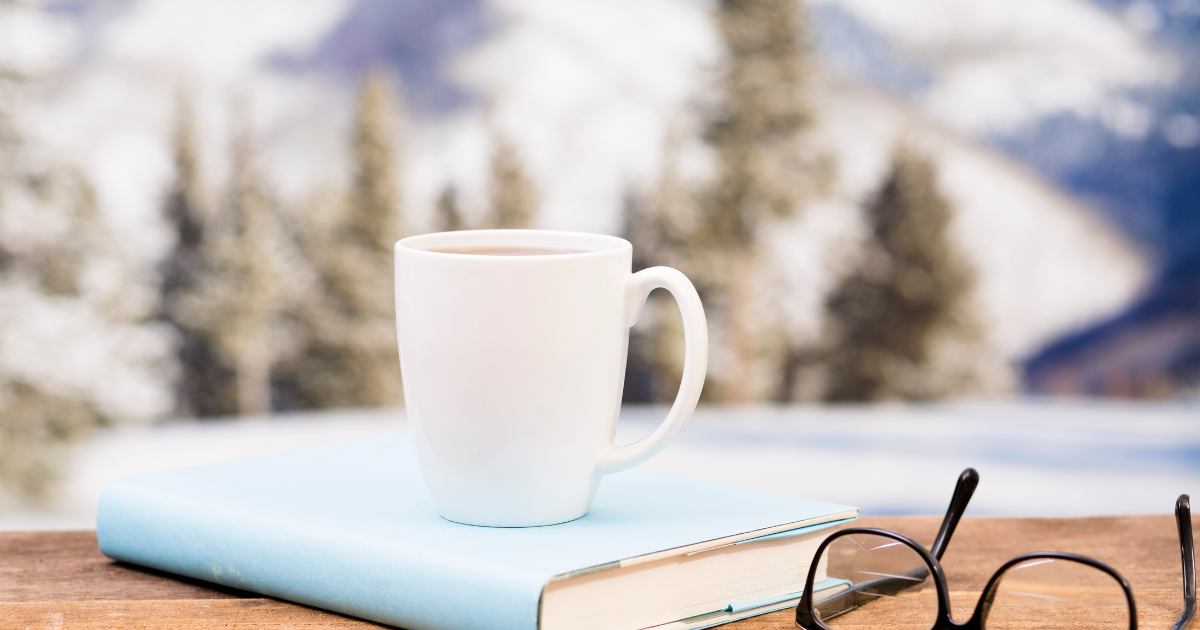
[856,514,1190,593]
[732,590,1185,630]
[0,532,253,603]
[0,516,1191,629]
[1,600,389,629]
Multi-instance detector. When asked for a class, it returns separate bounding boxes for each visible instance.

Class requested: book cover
[97,433,856,630]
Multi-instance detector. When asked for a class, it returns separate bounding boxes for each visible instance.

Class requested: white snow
[440,0,719,234]
[1164,113,1200,148]
[815,0,1178,134]
[99,0,348,87]
[28,0,353,267]
[4,401,1198,530]
[0,286,172,422]
[0,1,74,77]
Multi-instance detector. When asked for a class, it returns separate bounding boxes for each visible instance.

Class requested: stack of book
[97,433,857,630]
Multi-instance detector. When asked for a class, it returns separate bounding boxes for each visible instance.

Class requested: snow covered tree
[620,126,694,403]
[821,146,979,402]
[158,93,235,417]
[173,112,282,416]
[0,382,101,502]
[273,71,404,410]
[619,189,688,403]
[347,71,403,257]
[0,172,110,501]
[701,0,813,249]
[671,0,828,402]
[0,1,171,501]
[488,131,536,229]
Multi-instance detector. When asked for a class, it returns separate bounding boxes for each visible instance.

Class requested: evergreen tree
[620,192,661,403]
[273,71,404,410]
[701,0,812,249]
[489,131,536,228]
[436,183,463,232]
[686,0,826,402]
[620,125,694,403]
[30,170,99,298]
[158,93,235,417]
[174,111,281,416]
[0,170,110,502]
[619,189,688,404]
[224,126,279,415]
[0,2,168,501]
[0,382,101,502]
[821,146,978,402]
[348,72,403,256]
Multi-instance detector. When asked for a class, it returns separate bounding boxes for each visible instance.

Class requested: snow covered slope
[6,402,1199,529]
[803,77,1148,387]
[812,0,1176,135]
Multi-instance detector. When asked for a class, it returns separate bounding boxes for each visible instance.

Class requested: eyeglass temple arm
[1172,494,1196,630]
[930,468,979,561]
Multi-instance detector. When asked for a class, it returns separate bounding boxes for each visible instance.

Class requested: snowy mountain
[806,77,1145,381]
[17,0,1178,396]
[807,0,1200,393]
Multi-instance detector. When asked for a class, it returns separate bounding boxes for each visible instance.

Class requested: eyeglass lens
[985,557,1130,630]
[813,533,938,630]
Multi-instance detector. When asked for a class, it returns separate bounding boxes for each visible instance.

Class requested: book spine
[96,479,545,630]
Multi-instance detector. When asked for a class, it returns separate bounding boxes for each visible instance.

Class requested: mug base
[437,510,589,528]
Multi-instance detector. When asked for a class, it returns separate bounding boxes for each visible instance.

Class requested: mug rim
[395,229,631,259]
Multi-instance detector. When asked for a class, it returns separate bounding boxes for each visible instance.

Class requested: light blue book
[97,433,857,630]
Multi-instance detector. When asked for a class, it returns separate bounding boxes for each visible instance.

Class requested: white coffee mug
[394,229,707,527]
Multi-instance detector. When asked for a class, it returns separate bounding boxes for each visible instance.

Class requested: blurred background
[0,0,1197,527]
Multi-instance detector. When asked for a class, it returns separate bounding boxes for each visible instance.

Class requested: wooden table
[1,516,1191,629]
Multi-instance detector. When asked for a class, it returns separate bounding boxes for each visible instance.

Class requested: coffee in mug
[428,246,586,256]
[394,229,708,527]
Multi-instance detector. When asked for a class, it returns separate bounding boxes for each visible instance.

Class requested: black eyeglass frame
[795,468,1196,630]
[794,527,1137,630]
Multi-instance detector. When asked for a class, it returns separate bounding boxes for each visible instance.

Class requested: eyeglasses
[795,469,1196,630]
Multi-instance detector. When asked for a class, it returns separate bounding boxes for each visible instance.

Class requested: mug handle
[595,266,708,475]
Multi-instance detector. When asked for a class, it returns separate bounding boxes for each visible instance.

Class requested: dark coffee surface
[427,246,588,256]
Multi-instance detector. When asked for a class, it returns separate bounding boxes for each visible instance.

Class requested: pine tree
[686,0,826,402]
[0,0,27,262]
[224,126,278,414]
[158,93,235,417]
[0,2,165,501]
[619,128,691,403]
[348,72,403,256]
[273,71,404,410]
[0,171,110,502]
[436,183,463,232]
[489,131,536,228]
[701,0,812,249]
[0,382,101,502]
[30,170,97,297]
[620,192,661,403]
[174,111,281,416]
[821,146,978,402]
